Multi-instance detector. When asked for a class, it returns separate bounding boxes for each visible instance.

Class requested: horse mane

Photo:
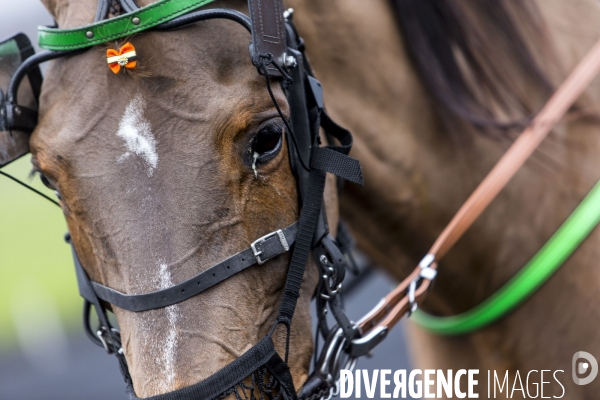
[389,0,554,131]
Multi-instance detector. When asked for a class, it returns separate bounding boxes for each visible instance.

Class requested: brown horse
[33,0,600,398]
[289,0,600,398]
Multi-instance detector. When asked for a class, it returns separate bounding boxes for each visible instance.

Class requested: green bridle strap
[411,177,600,335]
[38,0,216,51]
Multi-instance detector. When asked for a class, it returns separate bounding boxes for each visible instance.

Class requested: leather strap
[38,0,216,50]
[285,49,313,203]
[412,176,600,334]
[352,36,600,350]
[277,169,327,326]
[311,147,363,184]
[277,111,363,327]
[247,0,287,76]
[80,223,297,312]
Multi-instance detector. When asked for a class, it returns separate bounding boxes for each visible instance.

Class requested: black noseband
[75,223,298,312]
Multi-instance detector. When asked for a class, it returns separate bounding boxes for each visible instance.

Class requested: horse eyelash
[28,169,39,181]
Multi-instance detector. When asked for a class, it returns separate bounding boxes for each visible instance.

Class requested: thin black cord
[0,170,60,207]
[313,324,320,369]
[259,54,311,172]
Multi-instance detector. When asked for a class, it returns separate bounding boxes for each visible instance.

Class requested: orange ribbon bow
[106,42,137,74]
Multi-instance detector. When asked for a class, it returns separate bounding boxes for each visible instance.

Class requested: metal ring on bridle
[407,253,437,315]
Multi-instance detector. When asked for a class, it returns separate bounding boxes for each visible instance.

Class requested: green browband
[412,178,600,335]
[38,0,216,50]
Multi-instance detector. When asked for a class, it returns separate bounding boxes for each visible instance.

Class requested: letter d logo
[572,351,598,385]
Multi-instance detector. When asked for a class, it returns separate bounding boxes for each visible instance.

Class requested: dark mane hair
[389,0,553,131]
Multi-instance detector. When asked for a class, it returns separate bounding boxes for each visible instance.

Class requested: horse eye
[39,173,54,190]
[252,122,283,158]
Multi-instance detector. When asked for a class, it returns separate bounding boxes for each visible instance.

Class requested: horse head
[32,0,338,396]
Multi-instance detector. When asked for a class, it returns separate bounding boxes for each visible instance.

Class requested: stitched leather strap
[38,0,216,50]
[247,0,287,76]
[79,223,298,312]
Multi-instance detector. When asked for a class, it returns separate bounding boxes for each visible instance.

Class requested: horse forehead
[34,31,257,147]
[41,0,98,27]
[33,1,264,174]
[42,0,173,26]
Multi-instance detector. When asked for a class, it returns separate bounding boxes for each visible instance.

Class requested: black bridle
[0,1,373,399]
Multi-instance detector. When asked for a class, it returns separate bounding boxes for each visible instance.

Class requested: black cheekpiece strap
[276,110,364,326]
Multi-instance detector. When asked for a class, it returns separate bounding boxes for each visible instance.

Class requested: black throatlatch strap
[311,112,363,186]
[318,111,358,156]
[127,336,296,400]
[310,147,363,185]
[79,223,298,312]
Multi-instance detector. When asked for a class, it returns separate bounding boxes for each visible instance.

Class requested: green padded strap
[412,177,600,335]
[38,0,215,51]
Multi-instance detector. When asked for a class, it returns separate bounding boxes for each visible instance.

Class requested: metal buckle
[407,254,437,315]
[250,229,289,265]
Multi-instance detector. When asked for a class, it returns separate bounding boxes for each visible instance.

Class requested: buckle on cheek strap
[251,229,290,265]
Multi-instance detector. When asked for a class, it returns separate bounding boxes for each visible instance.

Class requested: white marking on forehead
[159,262,179,389]
[117,94,158,176]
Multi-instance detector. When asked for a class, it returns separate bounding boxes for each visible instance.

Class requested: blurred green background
[0,156,80,351]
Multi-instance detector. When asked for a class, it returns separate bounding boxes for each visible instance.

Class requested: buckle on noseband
[251,229,289,265]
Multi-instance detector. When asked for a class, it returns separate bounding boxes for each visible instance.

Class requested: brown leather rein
[355,37,600,340]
